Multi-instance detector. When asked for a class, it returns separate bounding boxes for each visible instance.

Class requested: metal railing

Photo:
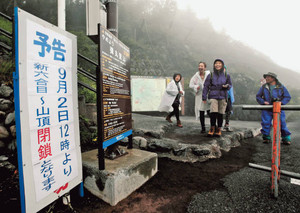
[0,12,97,93]
[243,103,300,198]
[242,105,300,110]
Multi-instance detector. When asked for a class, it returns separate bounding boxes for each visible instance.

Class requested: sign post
[97,24,132,169]
[14,8,83,212]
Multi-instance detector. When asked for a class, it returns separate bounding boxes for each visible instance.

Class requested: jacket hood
[173,73,182,82]
[213,59,224,72]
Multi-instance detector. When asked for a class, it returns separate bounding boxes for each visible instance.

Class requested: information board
[99,25,132,148]
[14,8,82,213]
[131,76,166,111]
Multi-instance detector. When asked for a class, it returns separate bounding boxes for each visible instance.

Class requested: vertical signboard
[14,8,82,213]
[99,25,132,149]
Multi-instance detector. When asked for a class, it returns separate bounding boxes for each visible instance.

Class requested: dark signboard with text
[99,26,132,148]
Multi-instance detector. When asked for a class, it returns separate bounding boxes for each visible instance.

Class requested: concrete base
[82,148,158,206]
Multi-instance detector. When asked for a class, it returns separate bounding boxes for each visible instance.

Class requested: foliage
[0,17,13,83]
[79,115,97,151]
[72,30,98,103]
[78,74,96,103]
[0,18,13,55]
[0,56,14,83]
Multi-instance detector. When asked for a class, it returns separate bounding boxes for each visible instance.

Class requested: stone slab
[82,148,157,206]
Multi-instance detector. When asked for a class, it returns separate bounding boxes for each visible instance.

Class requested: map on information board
[131,76,166,111]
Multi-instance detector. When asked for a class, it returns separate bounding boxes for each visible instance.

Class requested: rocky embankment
[0,83,16,171]
[125,114,261,163]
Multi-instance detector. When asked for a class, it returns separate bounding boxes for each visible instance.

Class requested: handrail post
[271,101,281,198]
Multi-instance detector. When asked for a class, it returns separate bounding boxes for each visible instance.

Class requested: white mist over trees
[1,0,300,107]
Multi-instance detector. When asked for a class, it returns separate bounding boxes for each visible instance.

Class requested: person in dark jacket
[223,65,235,132]
[202,59,232,136]
[256,72,291,144]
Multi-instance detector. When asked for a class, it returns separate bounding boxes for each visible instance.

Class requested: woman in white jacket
[158,73,185,127]
[189,62,210,133]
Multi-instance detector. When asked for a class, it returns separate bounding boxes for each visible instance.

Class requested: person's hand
[264,101,269,105]
[197,86,200,90]
[222,84,229,88]
[179,91,183,95]
[203,100,207,104]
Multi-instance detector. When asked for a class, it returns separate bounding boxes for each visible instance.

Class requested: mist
[1,0,300,108]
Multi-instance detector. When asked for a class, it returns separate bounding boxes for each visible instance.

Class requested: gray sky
[175,0,300,72]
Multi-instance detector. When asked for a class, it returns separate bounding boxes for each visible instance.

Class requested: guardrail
[243,103,300,198]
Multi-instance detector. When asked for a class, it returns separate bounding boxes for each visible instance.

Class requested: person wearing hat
[256,72,292,144]
[202,59,232,136]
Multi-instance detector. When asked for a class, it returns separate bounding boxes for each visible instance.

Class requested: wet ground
[1,117,299,213]
[0,135,256,213]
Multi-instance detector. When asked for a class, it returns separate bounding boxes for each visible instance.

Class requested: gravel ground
[188,120,300,213]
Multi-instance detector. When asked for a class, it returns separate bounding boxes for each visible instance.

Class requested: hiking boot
[166,115,172,123]
[282,135,291,145]
[262,134,271,144]
[223,124,233,132]
[201,127,206,133]
[207,126,215,136]
[282,141,291,145]
[215,127,222,137]
[177,120,183,128]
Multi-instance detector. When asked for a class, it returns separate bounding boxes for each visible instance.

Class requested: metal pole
[106,0,118,37]
[242,105,300,110]
[105,0,120,156]
[271,101,281,198]
[249,163,300,179]
[58,0,66,30]
[97,24,105,170]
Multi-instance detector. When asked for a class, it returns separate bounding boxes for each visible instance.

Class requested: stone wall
[0,84,16,153]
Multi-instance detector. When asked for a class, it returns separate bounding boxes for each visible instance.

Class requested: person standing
[189,61,210,133]
[256,72,291,144]
[202,59,232,136]
[223,65,235,132]
[158,73,185,128]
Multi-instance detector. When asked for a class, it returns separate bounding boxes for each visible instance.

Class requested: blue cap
[214,59,224,65]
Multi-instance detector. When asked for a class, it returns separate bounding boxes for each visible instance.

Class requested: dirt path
[0,137,256,213]
[52,138,256,213]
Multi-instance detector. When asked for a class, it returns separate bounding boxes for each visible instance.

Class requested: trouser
[200,110,210,129]
[169,102,180,121]
[261,110,291,137]
[225,111,231,125]
[225,98,232,125]
[210,112,223,128]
